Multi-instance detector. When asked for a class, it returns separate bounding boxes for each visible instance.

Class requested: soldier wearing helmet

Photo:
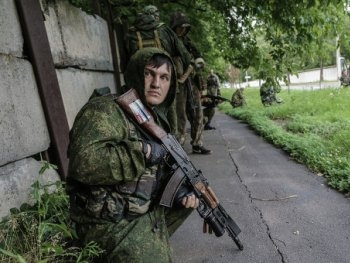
[170,11,211,154]
[143,5,160,22]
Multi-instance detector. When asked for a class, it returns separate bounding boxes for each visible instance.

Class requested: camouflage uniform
[203,71,221,130]
[126,7,191,67]
[260,78,283,106]
[125,6,193,135]
[170,12,211,154]
[230,88,246,108]
[67,48,193,263]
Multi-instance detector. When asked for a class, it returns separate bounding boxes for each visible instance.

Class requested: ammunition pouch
[69,167,159,223]
[70,186,125,223]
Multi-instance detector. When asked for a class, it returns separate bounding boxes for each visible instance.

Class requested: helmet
[143,5,160,22]
[195,57,205,69]
[169,11,191,30]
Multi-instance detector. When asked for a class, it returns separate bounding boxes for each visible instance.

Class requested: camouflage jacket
[67,48,177,224]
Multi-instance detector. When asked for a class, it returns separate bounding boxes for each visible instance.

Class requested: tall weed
[0,161,103,262]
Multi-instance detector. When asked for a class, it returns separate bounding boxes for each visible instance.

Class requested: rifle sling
[116,95,185,208]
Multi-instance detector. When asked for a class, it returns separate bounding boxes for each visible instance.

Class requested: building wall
[0,0,118,218]
[238,66,340,89]
[289,66,339,83]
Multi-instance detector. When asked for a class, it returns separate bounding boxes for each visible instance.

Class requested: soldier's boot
[192,145,212,154]
[204,122,216,130]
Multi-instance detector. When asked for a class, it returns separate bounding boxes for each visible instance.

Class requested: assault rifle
[201,94,230,108]
[202,94,230,102]
[116,89,244,251]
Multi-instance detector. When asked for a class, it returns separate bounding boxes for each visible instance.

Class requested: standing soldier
[207,69,221,96]
[170,11,211,154]
[202,69,221,130]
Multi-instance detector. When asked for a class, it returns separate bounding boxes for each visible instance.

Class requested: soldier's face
[175,26,187,37]
[144,63,171,106]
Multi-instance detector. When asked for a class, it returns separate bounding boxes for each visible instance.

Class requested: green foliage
[68,0,94,14]
[67,0,350,83]
[0,161,103,263]
[220,86,350,194]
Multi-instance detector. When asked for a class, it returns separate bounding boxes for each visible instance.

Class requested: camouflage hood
[169,11,191,36]
[133,5,161,31]
[124,47,177,113]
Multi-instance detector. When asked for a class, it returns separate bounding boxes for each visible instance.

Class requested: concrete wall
[289,66,338,83]
[0,0,118,219]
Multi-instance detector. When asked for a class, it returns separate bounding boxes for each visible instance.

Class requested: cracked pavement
[170,110,350,263]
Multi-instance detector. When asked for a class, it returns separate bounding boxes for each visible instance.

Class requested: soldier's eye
[144,70,151,77]
[161,75,170,81]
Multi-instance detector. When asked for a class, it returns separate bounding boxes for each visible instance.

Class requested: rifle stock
[116,89,243,250]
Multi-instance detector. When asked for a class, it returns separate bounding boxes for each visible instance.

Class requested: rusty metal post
[90,0,101,16]
[105,0,122,90]
[15,0,69,179]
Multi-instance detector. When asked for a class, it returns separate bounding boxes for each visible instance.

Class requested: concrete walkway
[170,110,350,263]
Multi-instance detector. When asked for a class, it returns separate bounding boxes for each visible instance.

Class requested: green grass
[219,87,350,195]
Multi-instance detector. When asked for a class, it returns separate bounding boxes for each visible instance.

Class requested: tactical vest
[136,30,163,50]
[69,88,162,224]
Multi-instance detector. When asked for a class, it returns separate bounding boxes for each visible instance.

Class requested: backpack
[135,29,162,50]
[127,13,164,57]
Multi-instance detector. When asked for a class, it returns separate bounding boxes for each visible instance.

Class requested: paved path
[170,110,350,263]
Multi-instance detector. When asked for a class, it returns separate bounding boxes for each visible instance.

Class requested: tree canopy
[70,0,350,83]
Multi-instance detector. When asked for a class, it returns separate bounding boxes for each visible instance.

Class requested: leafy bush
[0,161,103,263]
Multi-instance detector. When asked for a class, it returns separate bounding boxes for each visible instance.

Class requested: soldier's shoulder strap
[135,28,163,50]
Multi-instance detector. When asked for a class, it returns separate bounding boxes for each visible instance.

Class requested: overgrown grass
[220,87,350,195]
[0,161,103,262]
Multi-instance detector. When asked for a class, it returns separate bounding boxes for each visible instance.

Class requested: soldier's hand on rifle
[141,140,168,167]
[173,184,199,208]
[181,194,199,209]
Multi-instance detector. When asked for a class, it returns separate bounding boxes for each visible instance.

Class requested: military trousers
[203,106,215,126]
[176,82,204,147]
[76,205,193,263]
